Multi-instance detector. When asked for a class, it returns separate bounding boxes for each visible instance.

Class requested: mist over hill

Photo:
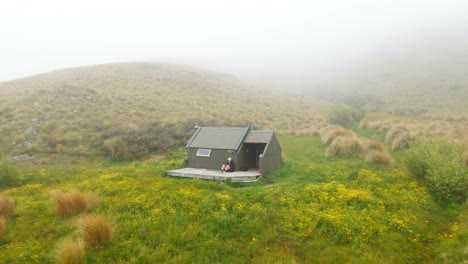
[0,63,323,158]
[250,32,468,118]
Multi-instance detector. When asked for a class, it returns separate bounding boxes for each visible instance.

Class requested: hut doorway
[244,143,266,169]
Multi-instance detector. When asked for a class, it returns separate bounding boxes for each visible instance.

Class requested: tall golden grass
[53,238,85,264]
[365,150,395,166]
[364,139,386,152]
[51,190,101,217]
[366,119,468,149]
[0,193,15,217]
[385,125,410,144]
[320,126,356,145]
[391,133,414,151]
[325,136,363,157]
[77,215,113,248]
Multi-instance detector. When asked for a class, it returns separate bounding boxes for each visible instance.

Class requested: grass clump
[365,140,386,152]
[385,125,409,144]
[0,193,15,217]
[53,238,85,264]
[51,190,100,217]
[391,133,414,151]
[320,127,356,145]
[366,150,395,166]
[326,136,363,157]
[77,215,113,248]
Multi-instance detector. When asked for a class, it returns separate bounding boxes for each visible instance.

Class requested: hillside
[0,63,325,159]
[312,34,468,118]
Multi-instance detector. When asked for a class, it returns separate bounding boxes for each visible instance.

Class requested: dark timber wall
[259,134,282,174]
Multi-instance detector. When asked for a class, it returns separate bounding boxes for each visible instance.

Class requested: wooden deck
[166,168,262,182]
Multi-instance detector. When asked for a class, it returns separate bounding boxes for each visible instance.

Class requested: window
[196,149,212,157]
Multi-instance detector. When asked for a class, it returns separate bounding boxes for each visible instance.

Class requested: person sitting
[221,157,235,173]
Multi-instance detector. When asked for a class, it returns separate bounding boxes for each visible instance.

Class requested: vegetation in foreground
[0,135,466,263]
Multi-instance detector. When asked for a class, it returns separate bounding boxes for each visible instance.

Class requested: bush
[326,136,363,157]
[103,136,128,159]
[365,150,394,166]
[328,105,353,127]
[78,215,113,248]
[51,190,99,217]
[102,121,194,160]
[0,193,15,217]
[404,139,467,204]
[0,159,20,188]
[53,238,85,264]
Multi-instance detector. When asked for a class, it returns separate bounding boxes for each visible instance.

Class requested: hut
[168,126,281,181]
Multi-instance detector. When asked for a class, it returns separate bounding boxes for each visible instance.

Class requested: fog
[1,0,467,91]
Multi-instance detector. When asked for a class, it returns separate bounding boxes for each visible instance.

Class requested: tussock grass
[51,190,100,217]
[0,217,5,238]
[366,150,395,166]
[320,127,356,145]
[53,238,85,264]
[77,215,113,248]
[391,133,414,151]
[366,119,468,149]
[0,193,15,217]
[385,125,409,144]
[325,136,363,157]
[365,140,386,152]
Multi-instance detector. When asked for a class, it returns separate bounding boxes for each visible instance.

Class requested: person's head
[228,157,232,162]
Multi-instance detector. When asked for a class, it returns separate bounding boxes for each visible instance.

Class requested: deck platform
[167,168,262,182]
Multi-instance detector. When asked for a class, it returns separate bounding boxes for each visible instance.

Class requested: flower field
[0,135,466,263]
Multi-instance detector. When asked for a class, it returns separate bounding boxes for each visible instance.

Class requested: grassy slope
[1,135,465,263]
[0,63,325,158]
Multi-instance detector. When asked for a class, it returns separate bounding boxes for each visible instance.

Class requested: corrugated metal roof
[243,131,273,143]
[186,127,249,150]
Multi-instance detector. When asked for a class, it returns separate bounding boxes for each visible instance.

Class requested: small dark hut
[184,126,282,175]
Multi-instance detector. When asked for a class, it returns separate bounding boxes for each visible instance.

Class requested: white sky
[0,0,467,82]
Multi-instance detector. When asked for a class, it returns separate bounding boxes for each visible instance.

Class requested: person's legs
[221,164,226,172]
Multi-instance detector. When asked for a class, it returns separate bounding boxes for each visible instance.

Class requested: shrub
[0,193,15,217]
[404,139,467,204]
[103,136,128,159]
[51,190,96,217]
[0,158,20,188]
[321,127,355,145]
[328,105,353,127]
[326,136,363,157]
[0,217,4,238]
[102,121,194,160]
[365,150,394,166]
[78,215,113,248]
[351,108,366,122]
[53,238,85,264]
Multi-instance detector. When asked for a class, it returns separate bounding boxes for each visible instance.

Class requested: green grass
[0,136,465,263]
